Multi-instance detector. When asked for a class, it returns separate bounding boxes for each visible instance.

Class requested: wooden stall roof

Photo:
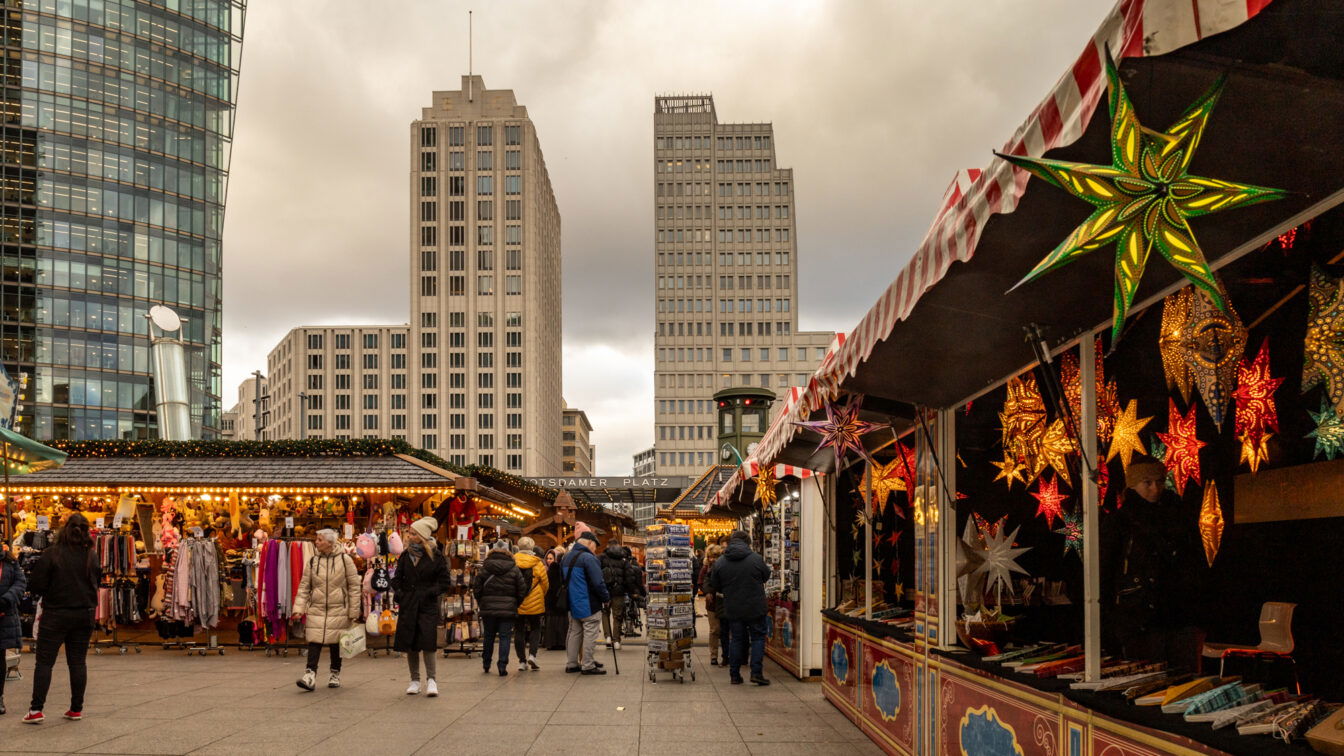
[659,465,748,518]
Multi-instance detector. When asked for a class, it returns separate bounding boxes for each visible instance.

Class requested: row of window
[31,219,215,274]
[656,372,812,390]
[418,274,525,297]
[304,412,526,432]
[419,124,524,149]
[302,391,525,412]
[419,248,525,273]
[37,176,215,238]
[656,274,789,291]
[653,135,772,152]
[657,251,792,268]
[658,399,714,415]
[658,425,714,441]
[656,451,714,469]
[718,298,790,313]
[655,344,809,364]
[414,199,524,222]
[656,205,789,221]
[38,138,225,205]
[301,370,525,393]
[32,289,209,340]
[657,321,794,338]
[24,0,242,52]
[654,159,780,175]
[23,93,227,168]
[417,150,523,175]
[654,182,790,199]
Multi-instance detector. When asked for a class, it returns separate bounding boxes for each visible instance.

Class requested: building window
[363,394,379,410]
[420,126,436,147]
[479,414,495,429]
[422,433,438,449]
[504,125,521,145]
[507,454,523,470]
[505,151,521,170]
[422,352,438,369]
[422,414,438,430]
[505,276,522,295]
[308,415,324,430]
[391,394,406,409]
[392,374,407,389]
[335,394,351,410]
[307,374,324,390]
[448,126,464,146]
[335,374,351,390]
[420,152,436,171]
[505,225,522,245]
[308,354,324,370]
[506,200,522,220]
[363,415,379,430]
[363,354,379,370]
[476,150,493,171]
[506,249,522,270]
[507,434,523,449]
[449,152,465,171]
[392,414,406,430]
[477,275,494,295]
[506,413,523,429]
[421,275,438,297]
[307,333,324,350]
[476,125,493,146]
[504,175,521,195]
[476,176,493,195]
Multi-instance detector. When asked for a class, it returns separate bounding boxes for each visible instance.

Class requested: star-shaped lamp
[1303,266,1344,414]
[1233,339,1284,473]
[999,375,1048,480]
[793,394,888,470]
[1199,482,1224,567]
[754,465,778,507]
[1106,399,1153,470]
[998,50,1284,344]
[1054,508,1084,559]
[1031,474,1068,527]
[973,524,1031,605]
[1156,399,1206,496]
[1307,399,1344,460]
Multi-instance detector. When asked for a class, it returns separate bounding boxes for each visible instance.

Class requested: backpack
[554,563,572,614]
[518,562,533,596]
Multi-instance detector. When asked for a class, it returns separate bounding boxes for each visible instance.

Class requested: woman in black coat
[391,517,451,697]
[542,547,568,650]
[0,544,28,715]
[25,512,98,723]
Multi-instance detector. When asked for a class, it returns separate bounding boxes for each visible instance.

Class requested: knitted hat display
[410,516,439,542]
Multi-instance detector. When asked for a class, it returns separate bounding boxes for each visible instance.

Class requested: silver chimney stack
[147,305,193,441]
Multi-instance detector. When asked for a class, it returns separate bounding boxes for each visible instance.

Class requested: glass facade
[1,0,245,440]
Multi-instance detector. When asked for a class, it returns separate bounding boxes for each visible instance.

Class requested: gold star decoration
[753,465,778,506]
[999,374,1048,484]
[1233,339,1284,473]
[1106,399,1153,470]
[1199,482,1224,567]
[1059,336,1118,446]
[998,49,1284,344]
[1160,287,1248,430]
[863,457,906,516]
[991,452,1028,489]
[1156,398,1206,497]
[1038,418,1079,485]
[1303,266,1344,415]
[1159,286,1197,403]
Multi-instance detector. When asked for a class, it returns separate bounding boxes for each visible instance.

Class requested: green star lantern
[999,50,1285,343]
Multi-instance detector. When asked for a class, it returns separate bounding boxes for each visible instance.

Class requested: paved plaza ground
[0,635,878,755]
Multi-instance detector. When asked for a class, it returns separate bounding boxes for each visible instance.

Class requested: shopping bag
[339,624,367,658]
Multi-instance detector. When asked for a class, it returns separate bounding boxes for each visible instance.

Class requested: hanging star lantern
[991,452,1028,490]
[998,49,1284,345]
[999,375,1048,480]
[862,458,905,515]
[1054,508,1084,559]
[891,441,918,492]
[974,513,1007,542]
[1302,266,1344,414]
[1096,462,1110,508]
[957,516,987,579]
[1106,399,1153,470]
[1148,437,1179,491]
[1156,399,1206,497]
[1159,287,1197,404]
[1186,288,1247,429]
[1030,474,1068,527]
[1307,399,1344,460]
[973,524,1032,603]
[1038,418,1079,485]
[1199,482,1224,567]
[1233,339,1284,473]
[1098,378,1122,447]
[794,394,888,469]
[753,465,778,506]
[1060,337,1119,445]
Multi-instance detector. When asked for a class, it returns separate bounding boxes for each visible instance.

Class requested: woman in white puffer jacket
[293,529,361,691]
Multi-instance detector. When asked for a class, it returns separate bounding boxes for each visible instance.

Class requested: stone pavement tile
[548,707,640,725]
[371,701,473,724]
[78,718,236,754]
[189,720,357,756]
[730,709,832,729]
[639,685,721,702]
[300,730,443,756]
[639,700,734,726]
[415,723,543,754]
[0,715,155,754]
[475,691,564,711]
[524,724,639,755]
[718,698,817,713]
[457,706,554,724]
[641,742,749,756]
[641,723,741,742]
[736,724,854,743]
[745,741,885,756]
[555,691,636,712]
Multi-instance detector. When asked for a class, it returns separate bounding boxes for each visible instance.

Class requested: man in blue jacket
[561,531,610,675]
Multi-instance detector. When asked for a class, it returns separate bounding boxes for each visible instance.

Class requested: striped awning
[726,0,1275,481]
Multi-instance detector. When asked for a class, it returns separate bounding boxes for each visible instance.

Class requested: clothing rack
[162,536,225,655]
[255,537,312,658]
[91,530,145,655]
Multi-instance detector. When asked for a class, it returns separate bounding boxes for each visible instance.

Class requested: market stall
[714,0,1344,752]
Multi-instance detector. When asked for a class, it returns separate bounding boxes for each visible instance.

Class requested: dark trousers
[513,614,542,661]
[729,615,768,680]
[482,616,514,670]
[30,609,94,713]
[718,612,732,664]
[305,643,342,673]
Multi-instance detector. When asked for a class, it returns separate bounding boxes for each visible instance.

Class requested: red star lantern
[793,394,888,469]
[1156,399,1206,496]
[1030,474,1068,527]
[1233,339,1284,473]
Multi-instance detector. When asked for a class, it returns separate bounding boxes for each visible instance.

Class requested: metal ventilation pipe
[147,305,193,441]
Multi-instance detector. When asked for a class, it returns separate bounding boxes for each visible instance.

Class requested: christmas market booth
[715,0,1344,753]
[4,439,523,654]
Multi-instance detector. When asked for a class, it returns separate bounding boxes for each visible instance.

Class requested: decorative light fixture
[1303,266,1344,414]
[792,394,888,469]
[1030,474,1068,527]
[1233,339,1283,473]
[1106,399,1153,471]
[1054,508,1084,559]
[1199,482,1224,567]
[998,49,1284,344]
[1307,399,1344,460]
[1156,399,1206,496]
[998,375,1048,483]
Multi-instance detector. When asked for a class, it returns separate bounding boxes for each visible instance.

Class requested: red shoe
[22,711,44,724]
[64,711,82,720]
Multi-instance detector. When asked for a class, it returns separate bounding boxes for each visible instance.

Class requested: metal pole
[863,459,872,620]
[2,440,10,548]
[1080,337,1101,681]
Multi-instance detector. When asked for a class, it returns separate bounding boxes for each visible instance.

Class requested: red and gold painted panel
[937,665,1063,756]
[824,621,861,710]
[861,639,918,754]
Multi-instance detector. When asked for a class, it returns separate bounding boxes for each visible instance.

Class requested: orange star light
[1199,482,1224,567]
[754,466,778,506]
[863,457,905,515]
[1156,398,1206,496]
[1000,375,1048,481]
[1106,399,1153,470]
[1233,339,1284,473]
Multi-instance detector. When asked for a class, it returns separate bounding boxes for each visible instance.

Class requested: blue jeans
[482,616,514,671]
[729,615,767,680]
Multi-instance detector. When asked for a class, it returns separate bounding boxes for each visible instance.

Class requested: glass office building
[1,0,245,439]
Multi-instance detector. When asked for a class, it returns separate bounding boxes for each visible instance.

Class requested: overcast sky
[222,0,1109,474]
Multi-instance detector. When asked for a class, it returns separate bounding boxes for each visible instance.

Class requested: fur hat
[409,516,439,543]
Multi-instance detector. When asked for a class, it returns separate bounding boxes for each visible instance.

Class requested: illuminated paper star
[1038,418,1079,485]
[753,466,778,506]
[1030,474,1068,527]
[1303,266,1344,414]
[885,529,902,547]
[1000,375,1048,480]
[991,452,1028,490]
[957,516,986,579]
[1186,288,1247,430]
[999,49,1284,344]
[1199,482,1224,567]
[1307,399,1344,460]
[1096,462,1110,507]
[974,513,1007,541]
[1060,337,1117,445]
[1098,378,1122,447]
[862,458,903,515]
[1156,399,1206,497]
[1233,339,1284,473]
[1160,287,1197,404]
[1054,508,1084,559]
[891,441,918,492]
[794,394,888,469]
[1106,399,1153,470]
[973,524,1031,601]
[1148,438,1179,492]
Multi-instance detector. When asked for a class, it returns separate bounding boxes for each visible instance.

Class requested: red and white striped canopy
[713,0,1275,502]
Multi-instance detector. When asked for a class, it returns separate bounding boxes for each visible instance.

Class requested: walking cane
[609,605,620,675]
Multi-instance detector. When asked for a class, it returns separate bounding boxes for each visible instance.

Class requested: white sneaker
[406,680,421,695]
[425,679,439,697]
[327,672,340,688]
[613,641,621,650]
[518,662,528,671]
[296,669,316,691]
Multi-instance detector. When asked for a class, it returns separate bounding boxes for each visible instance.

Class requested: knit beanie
[491,538,512,553]
[410,516,439,543]
[573,521,593,539]
[1125,458,1166,489]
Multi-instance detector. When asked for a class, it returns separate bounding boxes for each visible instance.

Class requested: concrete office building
[2,2,246,440]
[561,406,594,475]
[220,374,267,440]
[262,77,564,475]
[652,95,833,475]
[632,446,656,477]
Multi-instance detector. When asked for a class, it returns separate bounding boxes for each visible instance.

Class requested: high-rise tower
[652,95,833,475]
[1,2,246,440]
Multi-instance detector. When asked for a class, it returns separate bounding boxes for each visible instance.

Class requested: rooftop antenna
[468,10,474,102]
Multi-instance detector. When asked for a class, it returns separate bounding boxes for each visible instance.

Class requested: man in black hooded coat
[599,544,644,648]
[709,530,772,686]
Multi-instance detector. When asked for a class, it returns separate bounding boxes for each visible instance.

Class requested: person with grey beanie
[473,538,527,676]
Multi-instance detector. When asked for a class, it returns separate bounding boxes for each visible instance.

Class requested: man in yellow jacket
[513,536,550,671]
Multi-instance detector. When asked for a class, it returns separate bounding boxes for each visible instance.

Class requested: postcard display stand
[763,495,804,676]
[645,523,696,683]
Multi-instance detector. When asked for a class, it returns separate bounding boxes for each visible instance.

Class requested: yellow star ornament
[753,466,778,507]
[1106,399,1153,470]
[863,457,906,515]
[998,50,1284,344]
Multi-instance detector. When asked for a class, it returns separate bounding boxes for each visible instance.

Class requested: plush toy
[159,499,181,550]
